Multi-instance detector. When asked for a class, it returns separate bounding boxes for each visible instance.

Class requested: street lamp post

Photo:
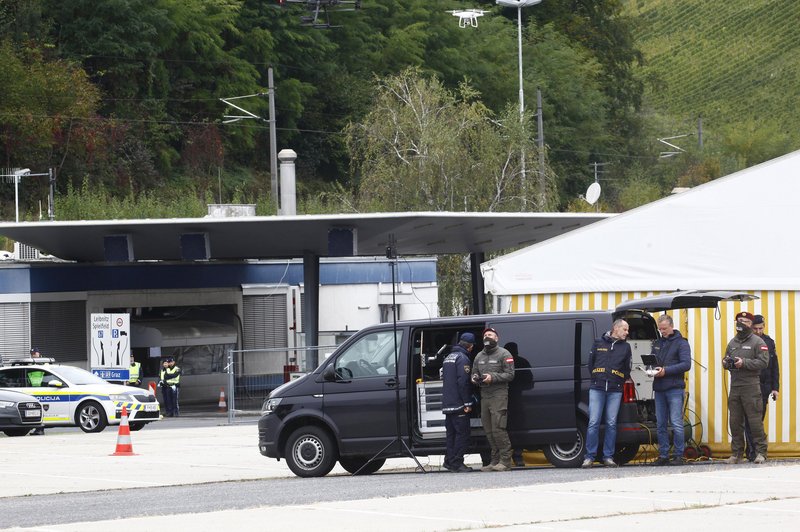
[13,169,31,223]
[496,0,543,206]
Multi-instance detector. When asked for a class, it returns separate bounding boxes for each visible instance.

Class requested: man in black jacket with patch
[582,319,632,468]
[441,332,476,472]
[744,314,780,461]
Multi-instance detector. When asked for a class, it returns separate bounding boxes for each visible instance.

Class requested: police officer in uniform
[441,332,476,472]
[29,348,46,435]
[744,314,780,461]
[582,319,632,468]
[159,357,182,417]
[127,357,142,387]
[471,328,515,472]
[724,311,769,464]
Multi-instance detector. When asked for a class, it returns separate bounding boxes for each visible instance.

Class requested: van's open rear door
[615,290,757,313]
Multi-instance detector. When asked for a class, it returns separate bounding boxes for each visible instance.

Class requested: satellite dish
[585,182,601,205]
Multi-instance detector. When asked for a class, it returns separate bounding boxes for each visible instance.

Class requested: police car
[0,358,161,433]
[0,388,43,436]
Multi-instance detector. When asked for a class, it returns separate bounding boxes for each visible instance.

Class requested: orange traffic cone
[111,406,137,456]
[148,381,157,396]
[218,388,227,413]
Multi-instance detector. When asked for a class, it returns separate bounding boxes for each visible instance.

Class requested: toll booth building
[0,257,437,407]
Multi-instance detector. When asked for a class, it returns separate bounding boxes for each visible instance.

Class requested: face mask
[735,322,751,337]
[483,337,497,349]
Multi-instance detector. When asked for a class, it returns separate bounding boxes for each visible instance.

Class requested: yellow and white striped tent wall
[509,290,798,457]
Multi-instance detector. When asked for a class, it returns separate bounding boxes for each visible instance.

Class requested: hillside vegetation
[627,0,800,143]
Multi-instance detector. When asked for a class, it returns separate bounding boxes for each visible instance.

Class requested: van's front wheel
[285,426,338,478]
[543,419,587,468]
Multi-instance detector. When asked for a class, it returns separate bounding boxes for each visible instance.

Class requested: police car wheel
[76,400,108,433]
[543,418,587,468]
[3,428,33,437]
[129,422,146,431]
[285,426,338,478]
[339,456,386,475]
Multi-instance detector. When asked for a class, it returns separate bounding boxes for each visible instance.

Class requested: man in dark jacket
[744,314,780,461]
[441,332,476,472]
[582,319,632,468]
[652,314,691,466]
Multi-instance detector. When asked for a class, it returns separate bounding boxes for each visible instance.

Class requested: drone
[278,0,362,29]
[447,8,486,28]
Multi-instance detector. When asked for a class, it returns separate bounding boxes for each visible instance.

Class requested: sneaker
[724,455,743,464]
[490,463,512,472]
[31,427,45,436]
[581,458,593,469]
[602,457,618,468]
[669,457,684,466]
[753,454,766,464]
[481,463,497,472]
[455,465,475,473]
[653,456,670,466]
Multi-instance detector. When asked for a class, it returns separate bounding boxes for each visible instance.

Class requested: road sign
[91,313,131,380]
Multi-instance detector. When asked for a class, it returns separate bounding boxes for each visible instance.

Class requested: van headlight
[262,397,282,416]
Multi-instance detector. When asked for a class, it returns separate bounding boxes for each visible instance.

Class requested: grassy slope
[625,0,800,139]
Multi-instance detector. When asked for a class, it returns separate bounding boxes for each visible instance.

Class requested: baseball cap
[459,332,476,344]
[753,314,765,325]
[735,311,754,322]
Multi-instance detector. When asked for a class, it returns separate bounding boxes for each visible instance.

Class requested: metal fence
[224,345,337,423]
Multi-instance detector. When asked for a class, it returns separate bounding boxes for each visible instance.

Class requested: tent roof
[481,150,800,295]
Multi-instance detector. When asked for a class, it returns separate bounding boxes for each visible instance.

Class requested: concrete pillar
[278,149,297,216]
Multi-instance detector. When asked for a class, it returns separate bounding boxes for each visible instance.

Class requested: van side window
[334,330,402,379]
[489,320,573,368]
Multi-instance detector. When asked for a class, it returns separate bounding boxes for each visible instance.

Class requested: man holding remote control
[651,314,692,466]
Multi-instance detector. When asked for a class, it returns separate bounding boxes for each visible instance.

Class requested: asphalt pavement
[2,416,799,531]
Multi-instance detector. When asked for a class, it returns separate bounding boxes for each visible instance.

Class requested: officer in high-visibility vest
[127,359,142,387]
[159,357,181,417]
[29,348,46,435]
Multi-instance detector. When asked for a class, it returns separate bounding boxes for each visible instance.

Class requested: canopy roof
[0,212,610,263]
[482,150,800,295]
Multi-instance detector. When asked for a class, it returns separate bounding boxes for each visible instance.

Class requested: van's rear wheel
[543,419,587,468]
[614,444,640,465]
[339,456,385,475]
[285,426,338,478]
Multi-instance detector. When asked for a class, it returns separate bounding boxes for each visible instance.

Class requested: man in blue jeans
[582,319,632,468]
[651,314,691,466]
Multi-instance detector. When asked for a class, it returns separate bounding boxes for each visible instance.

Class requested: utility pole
[220,83,279,212]
[536,87,545,209]
[268,67,279,209]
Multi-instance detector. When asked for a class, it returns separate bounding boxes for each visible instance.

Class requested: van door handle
[385,378,397,387]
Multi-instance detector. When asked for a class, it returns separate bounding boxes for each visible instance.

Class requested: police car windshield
[54,366,108,385]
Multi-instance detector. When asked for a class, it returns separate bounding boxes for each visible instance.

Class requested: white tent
[482,149,800,295]
[480,149,800,456]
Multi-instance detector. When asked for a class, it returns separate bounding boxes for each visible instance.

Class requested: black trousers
[445,412,471,467]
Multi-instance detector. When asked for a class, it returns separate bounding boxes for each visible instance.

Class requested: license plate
[24,409,41,418]
[144,403,158,412]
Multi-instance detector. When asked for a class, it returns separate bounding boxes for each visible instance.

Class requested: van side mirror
[322,365,338,382]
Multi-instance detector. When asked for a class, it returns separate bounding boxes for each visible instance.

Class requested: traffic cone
[218,388,227,413]
[111,406,137,456]
[148,381,157,396]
